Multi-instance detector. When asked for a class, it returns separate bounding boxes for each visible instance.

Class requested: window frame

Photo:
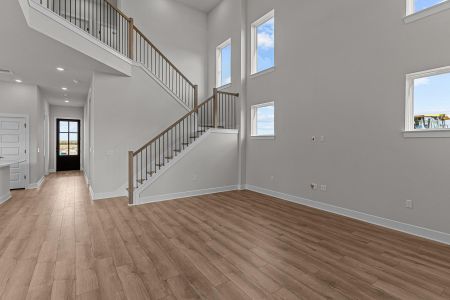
[251,101,275,138]
[216,38,232,88]
[404,66,450,137]
[405,0,450,23]
[251,9,275,76]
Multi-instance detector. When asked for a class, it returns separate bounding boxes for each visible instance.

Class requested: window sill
[249,67,275,79]
[217,83,232,91]
[404,1,450,24]
[403,130,450,138]
[251,135,275,140]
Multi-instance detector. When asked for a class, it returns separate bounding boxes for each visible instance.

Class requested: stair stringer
[133,129,239,205]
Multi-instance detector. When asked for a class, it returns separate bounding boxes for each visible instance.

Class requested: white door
[0,117,27,189]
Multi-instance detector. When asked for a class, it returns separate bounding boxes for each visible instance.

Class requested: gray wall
[240,0,450,234]
[49,105,84,171]
[0,81,46,184]
[91,66,188,195]
[120,0,209,99]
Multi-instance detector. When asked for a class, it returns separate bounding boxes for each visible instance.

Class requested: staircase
[128,89,239,204]
[33,0,240,204]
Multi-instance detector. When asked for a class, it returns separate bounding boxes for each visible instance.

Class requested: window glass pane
[69,121,78,133]
[69,133,78,155]
[256,105,275,136]
[414,72,450,129]
[59,133,69,156]
[221,44,231,86]
[59,121,69,132]
[414,0,447,12]
[256,17,274,73]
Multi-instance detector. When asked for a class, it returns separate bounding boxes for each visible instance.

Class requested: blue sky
[256,105,275,136]
[414,0,446,11]
[414,72,450,117]
[256,17,275,73]
[221,44,231,86]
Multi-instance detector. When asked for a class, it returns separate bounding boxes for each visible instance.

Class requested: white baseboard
[49,169,56,173]
[245,185,450,246]
[27,176,45,189]
[134,185,239,206]
[89,185,127,201]
[0,193,12,205]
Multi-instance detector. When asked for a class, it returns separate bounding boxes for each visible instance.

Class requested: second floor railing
[128,90,239,204]
[34,0,197,108]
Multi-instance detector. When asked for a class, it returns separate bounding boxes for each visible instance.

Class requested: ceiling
[174,0,222,13]
[0,0,119,107]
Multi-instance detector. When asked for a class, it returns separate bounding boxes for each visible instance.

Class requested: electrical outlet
[310,183,318,190]
[405,200,413,209]
[320,184,327,191]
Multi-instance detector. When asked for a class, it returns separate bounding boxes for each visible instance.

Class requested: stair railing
[34,0,198,108]
[128,90,239,204]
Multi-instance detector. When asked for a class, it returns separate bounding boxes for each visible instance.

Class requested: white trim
[249,66,275,79]
[134,129,239,197]
[244,184,450,246]
[250,10,275,75]
[403,130,450,138]
[134,185,239,206]
[404,65,450,133]
[83,170,89,185]
[49,169,56,173]
[27,176,45,189]
[0,113,30,189]
[0,193,12,205]
[91,187,127,200]
[216,38,232,88]
[134,62,191,112]
[404,0,450,23]
[250,101,275,137]
[217,83,232,91]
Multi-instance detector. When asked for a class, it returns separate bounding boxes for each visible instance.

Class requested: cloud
[414,77,430,87]
[257,18,274,50]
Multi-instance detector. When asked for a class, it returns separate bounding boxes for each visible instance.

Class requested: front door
[0,116,27,189]
[56,119,80,171]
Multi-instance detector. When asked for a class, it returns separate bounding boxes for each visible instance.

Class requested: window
[251,10,275,75]
[407,0,449,14]
[251,102,275,137]
[405,67,450,132]
[216,39,232,88]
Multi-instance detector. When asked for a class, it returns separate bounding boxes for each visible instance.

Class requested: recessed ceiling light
[57,67,65,71]
[61,87,68,91]
[65,100,70,103]
[15,79,22,83]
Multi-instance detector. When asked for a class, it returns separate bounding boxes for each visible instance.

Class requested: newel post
[128,151,134,205]
[213,88,218,128]
[194,85,199,109]
[128,18,134,60]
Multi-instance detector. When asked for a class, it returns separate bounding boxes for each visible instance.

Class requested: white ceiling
[0,0,119,107]
[174,0,222,13]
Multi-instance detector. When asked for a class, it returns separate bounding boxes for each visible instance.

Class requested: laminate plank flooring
[0,171,448,299]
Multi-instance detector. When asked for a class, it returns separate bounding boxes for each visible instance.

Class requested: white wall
[119,0,209,99]
[49,104,84,171]
[91,66,188,196]
[242,0,450,234]
[138,131,239,202]
[0,81,46,185]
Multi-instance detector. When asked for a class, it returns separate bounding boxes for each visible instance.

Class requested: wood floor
[0,172,449,300]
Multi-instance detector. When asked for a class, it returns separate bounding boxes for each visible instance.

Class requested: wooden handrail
[133,96,213,155]
[218,91,240,97]
[133,26,195,88]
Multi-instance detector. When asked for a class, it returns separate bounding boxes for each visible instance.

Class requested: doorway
[56,119,80,171]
